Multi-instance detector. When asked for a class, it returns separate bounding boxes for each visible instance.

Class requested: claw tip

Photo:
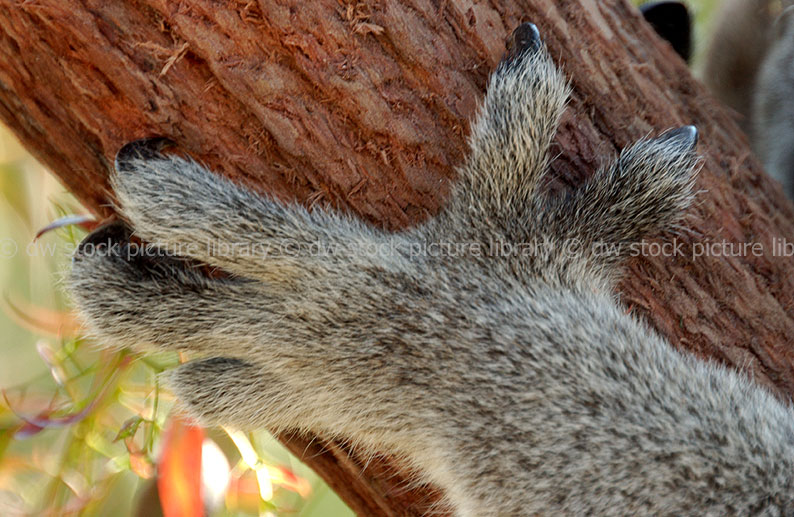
[662,125,698,150]
[508,22,542,54]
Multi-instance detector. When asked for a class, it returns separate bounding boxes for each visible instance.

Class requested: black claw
[658,125,698,150]
[74,219,196,276]
[75,220,133,257]
[508,23,541,55]
[501,22,542,67]
[114,137,174,173]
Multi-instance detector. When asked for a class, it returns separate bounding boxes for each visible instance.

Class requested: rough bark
[1,0,794,515]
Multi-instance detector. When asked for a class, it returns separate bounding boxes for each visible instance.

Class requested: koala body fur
[701,0,794,198]
[753,5,794,198]
[69,24,794,516]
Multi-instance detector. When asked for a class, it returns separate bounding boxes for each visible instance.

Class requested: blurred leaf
[14,419,46,439]
[157,417,204,517]
[0,427,14,458]
[2,292,80,338]
[114,417,144,442]
[254,466,273,502]
[225,428,312,505]
[271,465,311,498]
[4,354,129,439]
[120,418,156,480]
[0,162,32,231]
[85,430,122,459]
[199,438,230,512]
[35,341,68,387]
[60,467,90,499]
[7,401,92,439]
[226,469,262,514]
[226,429,259,468]
[129,451,155,480]
[226,429,274,501]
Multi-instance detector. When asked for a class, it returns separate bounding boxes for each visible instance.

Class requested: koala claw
[75,220,131,257]
[503,22,542,65]
[659,124,698,149]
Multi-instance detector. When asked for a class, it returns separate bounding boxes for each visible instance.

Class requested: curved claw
[501,22,542,67]
[658,125,698,151]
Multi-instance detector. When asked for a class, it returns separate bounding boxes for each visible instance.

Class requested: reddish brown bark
[1,0,794,514]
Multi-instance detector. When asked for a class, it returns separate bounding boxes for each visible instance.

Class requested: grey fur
[702,0,794,198]
[753,5,794,198]
[701,0,783,133]
[69,24,794,516]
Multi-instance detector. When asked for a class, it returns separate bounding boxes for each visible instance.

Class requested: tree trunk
[2,0,794,514]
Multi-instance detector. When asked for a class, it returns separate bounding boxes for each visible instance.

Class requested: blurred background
[0,1,717,515]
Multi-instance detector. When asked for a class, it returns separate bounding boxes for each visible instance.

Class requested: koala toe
[70,218,266,354]
[166,358,314,431]
[114,137,175,174]
[73,217,197,278]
